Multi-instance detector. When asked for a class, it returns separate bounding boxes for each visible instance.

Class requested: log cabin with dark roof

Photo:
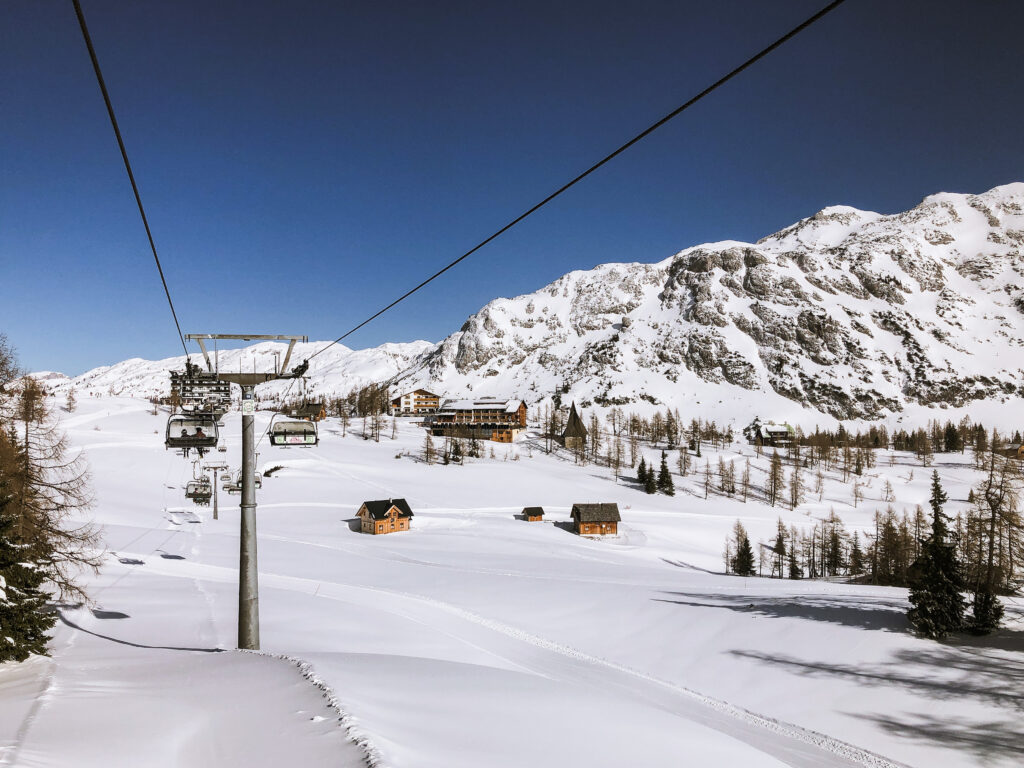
[357,498,414,535]
[571,503,620,536]
[522,506,544,521]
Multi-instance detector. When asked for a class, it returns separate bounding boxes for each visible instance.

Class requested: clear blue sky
[2,0,1022,374]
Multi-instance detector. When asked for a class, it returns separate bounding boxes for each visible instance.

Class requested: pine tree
[731,521,755,577]
[767,451,784,507]
[637,457,648,487]
[644,461,658,495]
[0,481,55,662]
[907,471,965,639]
[657,451,674,496]
[848,531,865,577]
[787,544,802,579]
[772,518,786,578]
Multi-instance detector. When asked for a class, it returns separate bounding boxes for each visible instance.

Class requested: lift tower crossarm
[185,334,308,377]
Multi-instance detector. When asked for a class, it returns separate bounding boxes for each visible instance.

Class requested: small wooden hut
[522,506,545,522]
[357,498,414,535]
[571,503,620,536]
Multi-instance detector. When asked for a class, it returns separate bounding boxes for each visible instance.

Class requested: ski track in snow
[114,549,907,768]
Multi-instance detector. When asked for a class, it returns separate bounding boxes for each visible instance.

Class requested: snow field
[1,396,1021,767]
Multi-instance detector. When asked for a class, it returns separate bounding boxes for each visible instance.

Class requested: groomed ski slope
[1,396,1021,767]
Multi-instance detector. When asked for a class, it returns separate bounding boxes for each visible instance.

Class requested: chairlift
[166,413,219,454]
[185,477,213,505]
[223,470,261,493]
[268,415,318,447]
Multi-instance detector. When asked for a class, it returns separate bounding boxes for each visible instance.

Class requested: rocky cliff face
[394,183,1024,422]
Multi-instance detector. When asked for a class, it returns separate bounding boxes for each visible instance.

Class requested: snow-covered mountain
[41,184,1024,427]
[394,183,1024,424]
[40,340,434,405]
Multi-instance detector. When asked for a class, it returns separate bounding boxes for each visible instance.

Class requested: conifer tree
[848,531,865,577]
[657,451,674,496]
[907,471,965,639]
[731,521,755,576]
[0,481,55,662]
[787,543,801,579]
[644,461,658,495]
[772,518,786,578]
[637,457,648,487]
[767,451,784,507]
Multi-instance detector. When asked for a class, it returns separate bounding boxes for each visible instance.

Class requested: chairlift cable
[306,0,846,362]
[71,0,190,360]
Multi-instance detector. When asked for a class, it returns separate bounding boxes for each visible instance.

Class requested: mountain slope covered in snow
[394,183,1024,423]
[41,340,434,405]
[42,184,1024,427]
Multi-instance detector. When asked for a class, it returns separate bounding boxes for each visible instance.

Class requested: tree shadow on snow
[654,591,911,633]
[852,711,1024,764]
[729,643,1024,762]
[730,645,1024,711]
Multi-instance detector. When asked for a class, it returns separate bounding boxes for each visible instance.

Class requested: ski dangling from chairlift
[166,413,219,457]
[268,414,318,447]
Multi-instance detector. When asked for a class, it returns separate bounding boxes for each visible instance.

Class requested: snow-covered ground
[1,396,1021,767]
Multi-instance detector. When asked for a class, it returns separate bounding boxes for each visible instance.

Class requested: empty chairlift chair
[225,470,260,494]
[268,416,318,447]
[166,414,219,455]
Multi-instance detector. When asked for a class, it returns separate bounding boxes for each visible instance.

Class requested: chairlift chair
[166,413,219,454]
[185,477,213,506]
[224,470,260,493]
[268,415,318,447]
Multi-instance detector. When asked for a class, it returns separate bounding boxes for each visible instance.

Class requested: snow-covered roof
[439,398,522,412]
[395,389,439,399]
[759,423,794,436]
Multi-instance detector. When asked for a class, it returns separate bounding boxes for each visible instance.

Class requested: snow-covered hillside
[2,396,1019,767]
[396,183,1024,425]
[41,340,434,404]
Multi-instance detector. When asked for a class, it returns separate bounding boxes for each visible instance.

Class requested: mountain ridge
[39,183,1024,428]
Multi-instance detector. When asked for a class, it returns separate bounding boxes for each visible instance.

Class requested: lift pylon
[187,334,307,651]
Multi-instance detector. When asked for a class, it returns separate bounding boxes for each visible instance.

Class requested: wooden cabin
[294,402,327,422]
[571,503,620,536]
[999,443,1024,460]
[391,389,441,416]
[431,398,528,442]
[357,498,414,535]
[561,402,587,452]
[522,506,544,522]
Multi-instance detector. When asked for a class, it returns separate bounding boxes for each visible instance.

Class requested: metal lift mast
[186,334,308,650]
